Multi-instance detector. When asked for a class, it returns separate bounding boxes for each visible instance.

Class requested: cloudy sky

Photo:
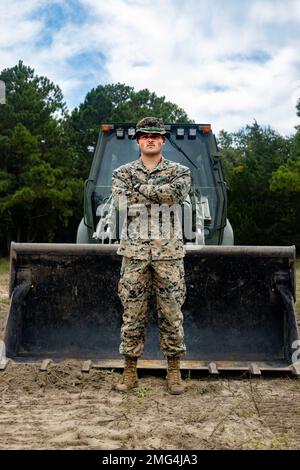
[1,0,300,135]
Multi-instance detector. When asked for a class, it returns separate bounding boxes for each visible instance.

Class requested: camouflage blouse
[112,157,191,260]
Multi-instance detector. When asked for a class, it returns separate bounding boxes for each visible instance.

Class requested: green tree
[0,62,83,253]
[0,60,66,134]
[270,154,300,192]
[270,97,300,193]
[218,122,294,246]
[67,83,192,176]
[269,127,300,247]
[0,66,193,254]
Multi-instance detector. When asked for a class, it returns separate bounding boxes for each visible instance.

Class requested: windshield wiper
[167,136,199,170]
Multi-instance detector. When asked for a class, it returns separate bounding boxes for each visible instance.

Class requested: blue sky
[1,0,300,135]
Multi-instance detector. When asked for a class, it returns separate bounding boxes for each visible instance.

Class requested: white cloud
[0,0,300,134]
[250,0,300,23]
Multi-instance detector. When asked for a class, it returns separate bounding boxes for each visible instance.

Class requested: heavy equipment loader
[2,123,299,375]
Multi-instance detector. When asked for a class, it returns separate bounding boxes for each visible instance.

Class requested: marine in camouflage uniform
[112,117,191,394]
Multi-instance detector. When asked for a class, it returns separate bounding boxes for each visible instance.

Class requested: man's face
[137,133,165,156]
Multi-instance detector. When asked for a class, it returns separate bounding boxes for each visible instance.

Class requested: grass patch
[246,433,295,450]
[0,258,9,274]
[134,387,148,398]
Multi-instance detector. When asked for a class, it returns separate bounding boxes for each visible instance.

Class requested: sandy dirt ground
[1,269,300,450]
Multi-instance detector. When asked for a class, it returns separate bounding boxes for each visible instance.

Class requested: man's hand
[138,168,191,205]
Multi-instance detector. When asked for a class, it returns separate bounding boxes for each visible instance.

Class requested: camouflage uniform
[112,121,191,359]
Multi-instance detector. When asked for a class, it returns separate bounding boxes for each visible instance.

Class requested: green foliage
[0,62,83,254]
[0,258,9,273]
[0,61,66,135]
[1,61,299,253]
[268,130,300,248]
[219,122,299,248]
[270,158,300,192]
[270,130,300,193]
[67,83,192,176]
[0,63,192,255]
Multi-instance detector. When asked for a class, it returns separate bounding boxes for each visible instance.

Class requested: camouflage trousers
[118,256,187,358]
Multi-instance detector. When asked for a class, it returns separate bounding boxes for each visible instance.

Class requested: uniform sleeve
[138,167,191,205]
[112,169,147,208]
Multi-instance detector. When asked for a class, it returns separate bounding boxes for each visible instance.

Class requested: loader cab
[81,123,230,245]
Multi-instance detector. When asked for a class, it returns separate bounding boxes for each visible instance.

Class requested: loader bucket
[3,243,299,374]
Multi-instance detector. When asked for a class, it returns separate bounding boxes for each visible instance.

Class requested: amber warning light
[201,124,212,133]
[101,124,113,133]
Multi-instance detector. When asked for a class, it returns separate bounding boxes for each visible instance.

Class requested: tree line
[0,61,299,255]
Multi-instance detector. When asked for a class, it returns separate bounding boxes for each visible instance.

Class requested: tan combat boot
[166,357,185,395]
[115,356,138,392]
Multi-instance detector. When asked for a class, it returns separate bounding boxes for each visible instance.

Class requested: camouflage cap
[133,117,168,139]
